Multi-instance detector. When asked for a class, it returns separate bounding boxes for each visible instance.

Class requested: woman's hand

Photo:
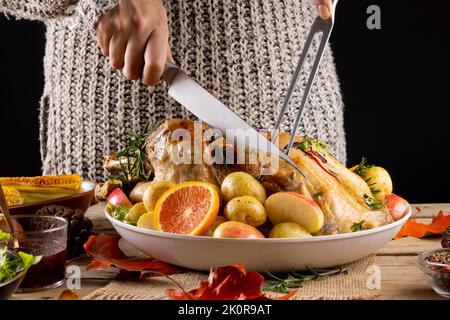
[96,0,170,86]
[315,0,333,20]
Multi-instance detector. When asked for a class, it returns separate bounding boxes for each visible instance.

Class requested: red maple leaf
[393,211,450,239]
[166,264,297,300]
[84,234,183,275]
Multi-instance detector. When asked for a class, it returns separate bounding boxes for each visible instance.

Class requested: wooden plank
[414,203,450,218]
[376,255,444,300]
[377,237,442,256]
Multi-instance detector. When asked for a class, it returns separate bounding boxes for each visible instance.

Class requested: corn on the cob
[2,186,24,206]
[0,174,82,194]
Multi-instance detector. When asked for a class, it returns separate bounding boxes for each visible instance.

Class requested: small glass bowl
[418,248,450,298]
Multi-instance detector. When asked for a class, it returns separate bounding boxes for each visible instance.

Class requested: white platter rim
[105,205,412,244]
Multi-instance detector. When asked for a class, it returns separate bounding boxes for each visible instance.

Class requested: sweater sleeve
[0,0,80,21]
[0,0,120,30]
[77,0,121,31]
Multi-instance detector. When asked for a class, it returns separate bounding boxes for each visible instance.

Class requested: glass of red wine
[7,215,68,292]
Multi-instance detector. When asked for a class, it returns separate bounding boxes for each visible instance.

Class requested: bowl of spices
[418,248,450,298]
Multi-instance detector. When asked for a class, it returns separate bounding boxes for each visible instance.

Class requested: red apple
[264,192,324,233]
[213,221,265,239]
[385,193,409,221]
[107,188,133,209]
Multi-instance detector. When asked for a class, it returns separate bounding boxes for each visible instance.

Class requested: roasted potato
[362,166,393,201]
[125,202,147,222]
[130,182,153,203]
[220,172,266,204]
[269,222,312,238]
[143,180,175,212]
[137,211,154,229]
[224,196,267,227]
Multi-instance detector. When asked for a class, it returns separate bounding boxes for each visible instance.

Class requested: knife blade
[162,61,307,178]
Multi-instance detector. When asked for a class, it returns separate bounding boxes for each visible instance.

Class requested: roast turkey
[145,119,391,234]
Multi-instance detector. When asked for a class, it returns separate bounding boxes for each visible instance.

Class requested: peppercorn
[425,251,450,265]
[442,227,450,248]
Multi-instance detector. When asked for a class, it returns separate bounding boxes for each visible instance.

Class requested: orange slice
[153,181,220,235]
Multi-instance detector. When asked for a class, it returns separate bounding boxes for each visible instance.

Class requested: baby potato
[129,182,153,203]
[224,196,267,227]
[362,166,393,202]
[125,202,147,222]
[137,211,154,230]
[220,172,266,204]
[269,222,312,238]
[143,180,175,212]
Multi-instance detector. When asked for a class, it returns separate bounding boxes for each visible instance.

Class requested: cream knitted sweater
[1,0,346,181]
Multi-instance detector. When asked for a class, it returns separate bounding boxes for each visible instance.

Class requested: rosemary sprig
[264,265,349,293]
[313,191,324,198]
[351,220,365,232]
[110,123,154,188]
[351,158,384,196]
[352,157,373,176]
[363,194,386,210]
[365,177,382,195]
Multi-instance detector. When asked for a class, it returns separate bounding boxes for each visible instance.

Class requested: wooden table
[11,203,449,300]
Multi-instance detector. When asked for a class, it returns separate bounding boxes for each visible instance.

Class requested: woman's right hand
[95,0,170,86]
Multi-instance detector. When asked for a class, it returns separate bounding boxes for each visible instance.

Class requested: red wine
[17,241,66,290]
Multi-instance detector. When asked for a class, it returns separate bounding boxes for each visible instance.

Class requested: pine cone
[442,227,450,248]
[35,205,93,259]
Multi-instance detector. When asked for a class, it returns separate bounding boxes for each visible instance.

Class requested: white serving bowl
[105,206,412,272]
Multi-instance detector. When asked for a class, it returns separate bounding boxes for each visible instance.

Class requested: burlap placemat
[84,255,380,300]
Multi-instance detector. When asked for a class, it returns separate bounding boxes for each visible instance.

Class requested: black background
[0,0,449,203]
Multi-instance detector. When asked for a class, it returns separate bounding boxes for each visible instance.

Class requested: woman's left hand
[315,0,333,20]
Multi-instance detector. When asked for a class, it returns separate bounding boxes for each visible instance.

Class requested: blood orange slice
[153,181,220,236]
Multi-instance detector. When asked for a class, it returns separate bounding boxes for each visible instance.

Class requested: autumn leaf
[166,264,297,300]
[59,289,80,300]
[393,211,450,240]
[84,234,183,275]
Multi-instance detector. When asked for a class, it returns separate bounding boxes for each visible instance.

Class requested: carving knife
[162,61,307,178]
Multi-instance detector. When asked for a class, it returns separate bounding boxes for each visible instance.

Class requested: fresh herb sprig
[365,177,382,195]
[363,194,386,210]
[351,220,365,232]
[352,157,373,176]
[110,123,154,188]
[352,157,383,195]
[264,265,349,293]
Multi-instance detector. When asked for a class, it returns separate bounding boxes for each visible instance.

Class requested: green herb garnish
[351,221,365,232]
[110,122,154,188]
[352,157,373,176]
[364,177,382,195]
[313,191,324,198]
[363,194,386,210]
[294,138,329,156]
[264,265,349,293]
